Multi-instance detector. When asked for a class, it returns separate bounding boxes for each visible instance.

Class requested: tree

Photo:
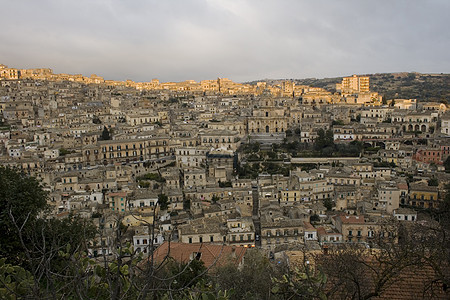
[0,167,98,298]
[285,129,292,137]
[428,177,439,186]
[158,194,169,210]
[59,147,71,156]
[444,156,450,173]
[100,126,111,140]
[323,198,333,211]
[93,115,102,124]
[0,167,48,265]
[310,214,320,223]
[314,129,334,151]
[332,119,344,126]
[213,249,276,300]
[271,261,328,300]
[183,198,191,210]
[0,258,34,298]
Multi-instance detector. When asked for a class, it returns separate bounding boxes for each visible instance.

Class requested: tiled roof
[339,215,365,224]
[373,264,448,299]
[151,242,247,270]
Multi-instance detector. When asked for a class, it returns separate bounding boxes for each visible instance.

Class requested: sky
[1,0,449,83]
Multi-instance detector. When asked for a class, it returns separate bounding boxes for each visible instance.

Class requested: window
[210,236,214,242]
[188,237,192,244]
[348,230,353,236]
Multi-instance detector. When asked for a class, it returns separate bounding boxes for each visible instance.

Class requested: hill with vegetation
[247,72,450,102]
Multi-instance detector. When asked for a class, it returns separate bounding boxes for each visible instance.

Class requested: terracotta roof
[108,191,127,197]
[339,215,365,224]
[319,251,449,300]
[151,242,247,270]
[373,264,448,299]
[316,227,327,237]
[397,183,408,190]
[303,221,317,231]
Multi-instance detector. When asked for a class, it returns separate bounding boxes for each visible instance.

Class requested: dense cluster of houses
[1,65,449,256]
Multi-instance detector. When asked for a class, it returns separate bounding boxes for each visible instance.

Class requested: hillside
[247,72,450,102]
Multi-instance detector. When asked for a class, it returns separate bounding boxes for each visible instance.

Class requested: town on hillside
[1,63,449,258]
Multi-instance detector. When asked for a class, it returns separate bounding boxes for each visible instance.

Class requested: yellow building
[248,96,287,134]
[106,191,128,213]
[0,65,19,80]
[339,75,370,93]
[409,183,439,209]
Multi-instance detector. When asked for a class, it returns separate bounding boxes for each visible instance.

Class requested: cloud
[0,0,449,82]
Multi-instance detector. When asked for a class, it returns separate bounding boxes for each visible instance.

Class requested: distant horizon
[3,62,449,85]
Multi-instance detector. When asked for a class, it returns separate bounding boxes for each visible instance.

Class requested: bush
[136,173,165,183]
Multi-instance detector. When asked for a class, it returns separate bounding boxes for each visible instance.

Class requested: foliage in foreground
[1,167,450,299]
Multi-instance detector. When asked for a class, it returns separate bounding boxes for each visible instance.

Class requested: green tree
[213,249,276,300]
[323,198,333,211]
[271,263,328,300]
[183,198,191,210]
[314,129,335,152]
[444,156,450,173]
[285,129,292,137]
[59,147,71,156]
[158,194,169,210]
[332,119,344,126]
[310,214,320,223]
[428,177,439,186]
[0,167,48,265]
[100,126,111,140]
[93,115,102,124]
[0,167,98,298]
[0,258,34,298]
[212,195,220,203]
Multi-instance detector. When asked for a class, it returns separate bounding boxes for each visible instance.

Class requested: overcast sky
[1,0,449,82]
